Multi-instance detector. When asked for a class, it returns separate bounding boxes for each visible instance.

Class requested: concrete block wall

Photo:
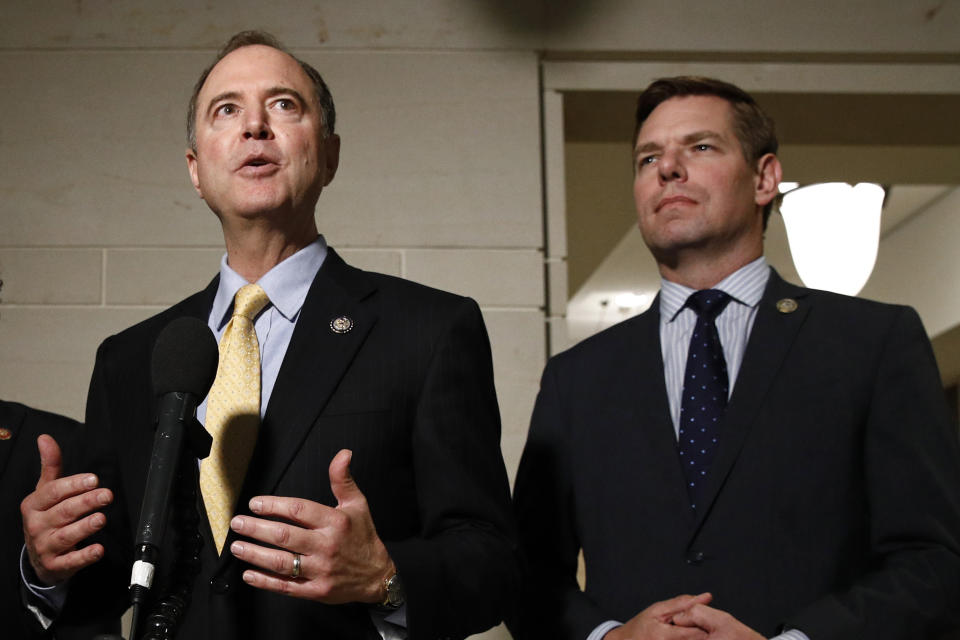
[4,2,959,637]
[1,8,545,637]
[0,5,547,463]
[6,0,957,466]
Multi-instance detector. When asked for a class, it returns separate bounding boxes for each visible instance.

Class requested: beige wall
[861,187,960,337]
[2,3,959,638]
[1,9,544,638]
[0,10,547,446]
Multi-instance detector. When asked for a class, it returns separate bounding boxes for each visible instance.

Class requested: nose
[242,106,273,140]
[657,149,686,183]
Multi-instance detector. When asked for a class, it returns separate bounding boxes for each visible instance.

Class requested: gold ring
[291,552,302,579]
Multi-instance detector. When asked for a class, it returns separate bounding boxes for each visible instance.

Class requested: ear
[322,134,341,187]
[185,148,204,198]
[754,153,782,208]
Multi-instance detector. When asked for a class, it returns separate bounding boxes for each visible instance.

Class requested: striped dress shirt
[587,257,811,640]
[659,256,769,435]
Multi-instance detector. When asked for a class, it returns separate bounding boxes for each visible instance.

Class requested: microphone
[129,317,218,635]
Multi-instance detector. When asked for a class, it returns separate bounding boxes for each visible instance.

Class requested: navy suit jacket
[55,248,518,639]
[512,269,960,640]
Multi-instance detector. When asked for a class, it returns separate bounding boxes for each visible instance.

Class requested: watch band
[381,572,404,608]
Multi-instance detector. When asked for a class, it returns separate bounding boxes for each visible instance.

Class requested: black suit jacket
[0,401,79,640]
[56,248,518,639]
[512,270,960,640]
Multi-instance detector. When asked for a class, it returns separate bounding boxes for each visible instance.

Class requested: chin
[642,222,702,248]
[232,189,291,216]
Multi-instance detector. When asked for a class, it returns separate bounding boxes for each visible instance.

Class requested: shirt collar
[211,235,328,330]
[660,256,769,323]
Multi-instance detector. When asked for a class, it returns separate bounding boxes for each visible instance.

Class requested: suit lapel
[621,299,695,518]
[691,270,811,532]
[177,275,219,321]
[0,402,26,477]
[239,249,378,507]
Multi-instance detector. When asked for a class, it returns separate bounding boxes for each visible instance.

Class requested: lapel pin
[0,427,11,441]
[330,315,354,334]
[776,298,798,314]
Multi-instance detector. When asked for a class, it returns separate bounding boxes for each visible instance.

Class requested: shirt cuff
[772,629,810,640]
[587,620,622,640]
[19,545,68,628]
[369,604,407,640]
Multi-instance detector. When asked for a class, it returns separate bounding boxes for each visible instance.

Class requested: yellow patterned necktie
[200,283,271,554]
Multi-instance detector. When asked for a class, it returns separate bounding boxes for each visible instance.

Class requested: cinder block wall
[0,4,547,491]
[1,9,546,636]
[2,3,958,637]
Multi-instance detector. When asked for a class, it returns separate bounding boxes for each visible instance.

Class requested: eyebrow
[264,86,310,107]
[204,86,311,116]
[633,129,725,159]
[205,91,242,116]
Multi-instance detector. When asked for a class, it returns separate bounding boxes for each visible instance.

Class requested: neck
[220,216,319,283]
[657,246,763,290]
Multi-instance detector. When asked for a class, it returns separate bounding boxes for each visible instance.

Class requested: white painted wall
[861,187,960,337]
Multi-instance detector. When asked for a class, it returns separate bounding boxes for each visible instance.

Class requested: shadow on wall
[479,0,596,34]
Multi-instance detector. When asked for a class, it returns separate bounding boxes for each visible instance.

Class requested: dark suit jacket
[512,270,960,640]
[0,401,79,640]
[54,248,518,639]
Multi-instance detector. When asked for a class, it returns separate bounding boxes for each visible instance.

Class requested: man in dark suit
[20,31,517,639]
[0,401,78,639]
[511,77,960,640]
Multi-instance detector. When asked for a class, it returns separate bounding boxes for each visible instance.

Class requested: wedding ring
[291,552,302,579]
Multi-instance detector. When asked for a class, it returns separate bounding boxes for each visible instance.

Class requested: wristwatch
[382,572,405,608]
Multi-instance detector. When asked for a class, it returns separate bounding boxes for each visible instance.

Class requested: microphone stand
[137,450,205,640]
[128,399,212,640]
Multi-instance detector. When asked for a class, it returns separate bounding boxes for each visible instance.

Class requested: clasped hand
[228,448,394,604]
[605,593,766,640]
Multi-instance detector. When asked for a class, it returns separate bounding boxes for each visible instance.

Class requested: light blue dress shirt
[25,236,405,639]
[198,235,328,424]
[204,237,405,639]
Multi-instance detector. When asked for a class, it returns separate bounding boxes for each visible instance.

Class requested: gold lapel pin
[330,316,354,334]
[0,427,11,441]
[776,298,798,314]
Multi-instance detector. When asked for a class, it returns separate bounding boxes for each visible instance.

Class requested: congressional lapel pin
[330,315,354,334]
[0,427,11,441]
[776,298,798,314]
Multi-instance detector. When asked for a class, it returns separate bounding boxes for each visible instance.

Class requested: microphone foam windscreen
[150,317,219,397]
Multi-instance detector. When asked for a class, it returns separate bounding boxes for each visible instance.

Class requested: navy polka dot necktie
[678,289,732,509]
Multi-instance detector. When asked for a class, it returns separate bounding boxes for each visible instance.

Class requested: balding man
[22,31,517,640]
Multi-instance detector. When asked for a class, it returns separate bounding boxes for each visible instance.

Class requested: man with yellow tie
[20,30,517,640]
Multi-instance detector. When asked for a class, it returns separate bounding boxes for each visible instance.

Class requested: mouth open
[238,155,279,176]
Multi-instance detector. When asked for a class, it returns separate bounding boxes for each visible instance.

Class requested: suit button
[686,550,705,565]
[210,577,231,594]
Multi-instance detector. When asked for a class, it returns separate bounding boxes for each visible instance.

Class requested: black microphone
[129,317,218,636]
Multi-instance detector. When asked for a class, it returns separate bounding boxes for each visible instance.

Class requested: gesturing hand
[672,604,766,640]
[605,593,713,640]
[20,435,113,586]
[229,449,394,604]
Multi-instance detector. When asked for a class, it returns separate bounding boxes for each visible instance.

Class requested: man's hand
[229,449,394,604]
[605,593,713,640]
[672,604,765,640]
[20,434,113,586]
